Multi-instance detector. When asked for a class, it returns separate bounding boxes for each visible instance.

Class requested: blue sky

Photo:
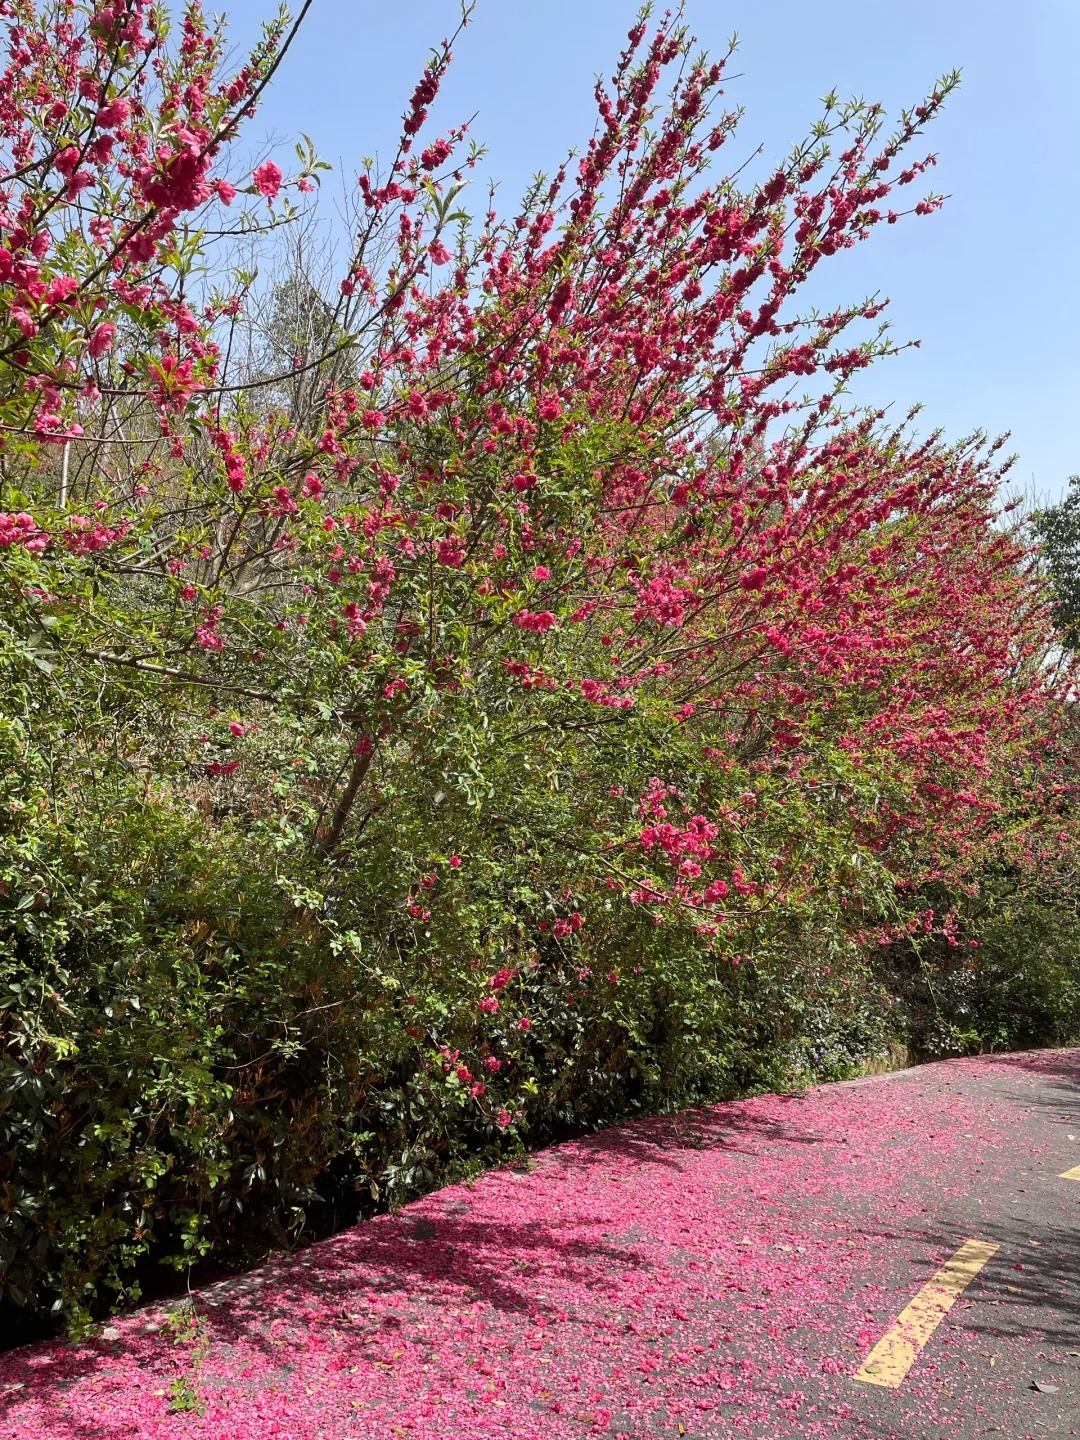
[222,0,1080,501]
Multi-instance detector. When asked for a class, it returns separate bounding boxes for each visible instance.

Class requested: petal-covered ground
[3,1050,1079,1440]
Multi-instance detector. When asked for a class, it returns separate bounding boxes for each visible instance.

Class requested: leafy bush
[2,771,897,1330]
[881,869,1080,1059]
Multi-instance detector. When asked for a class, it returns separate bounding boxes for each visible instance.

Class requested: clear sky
[221,0,1080,501]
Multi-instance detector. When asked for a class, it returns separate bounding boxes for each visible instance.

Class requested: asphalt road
[2,1049,1078,1439]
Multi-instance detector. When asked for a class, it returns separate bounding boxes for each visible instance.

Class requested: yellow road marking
[1060,1165,1080,1180]
[854,1238,999,1389]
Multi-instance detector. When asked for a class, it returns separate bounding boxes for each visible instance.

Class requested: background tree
[1031,474,1080,652]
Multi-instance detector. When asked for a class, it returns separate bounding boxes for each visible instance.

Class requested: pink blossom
[205,759,239,777]
[86,323,116,358]
[95,98,130,128]
[136,128,213,210]
[65,170,95,199]
[0,512,48,550]
[437,537,465,568]
[420,138,452,170]
[10,307,37,339]
[46,276,79,305]
[62,516,124,552]
[253,159,283,200]
[513,609,557,633]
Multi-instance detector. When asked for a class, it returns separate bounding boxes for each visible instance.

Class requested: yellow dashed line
[854,1238,999,1389]
[1060,1164,1080,1181]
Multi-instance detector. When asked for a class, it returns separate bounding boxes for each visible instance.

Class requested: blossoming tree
[1,0,1074,1324]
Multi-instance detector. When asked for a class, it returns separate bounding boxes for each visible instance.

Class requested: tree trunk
[313,736,375,857]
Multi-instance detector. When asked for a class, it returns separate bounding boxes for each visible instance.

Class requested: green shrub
[1,776,899,1330]
[882,871,1080,1059]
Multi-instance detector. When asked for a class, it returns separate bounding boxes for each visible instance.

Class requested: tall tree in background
[1032,475,1080,652]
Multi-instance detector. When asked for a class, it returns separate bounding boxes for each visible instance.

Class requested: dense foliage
[0,0,1077,1330]
[1032,474,1080,654]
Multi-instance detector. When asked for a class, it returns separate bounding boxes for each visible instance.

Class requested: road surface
[2,1049,1078,1439]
